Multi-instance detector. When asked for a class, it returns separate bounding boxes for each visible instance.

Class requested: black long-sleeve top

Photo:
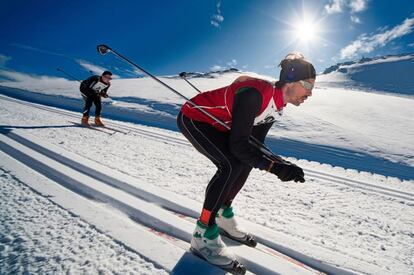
[229,87,273,167]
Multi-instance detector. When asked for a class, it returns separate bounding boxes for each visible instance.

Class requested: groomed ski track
[1,94,413,202]
[1,126,324,274]
[0,95,381,274]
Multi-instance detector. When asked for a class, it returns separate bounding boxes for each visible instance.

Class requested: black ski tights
[177,112,253,226]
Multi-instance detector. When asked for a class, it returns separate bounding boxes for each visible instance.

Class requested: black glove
[270,162,305,182]
[258,158,305,182]
[100,92,109,98]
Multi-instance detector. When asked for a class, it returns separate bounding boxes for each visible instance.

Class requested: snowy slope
[0,68,413,179]
[1,95,414,274]
[318,53,414,96]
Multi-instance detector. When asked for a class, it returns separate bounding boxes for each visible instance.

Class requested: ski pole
[96,44,280,162]
[57,68,81,83]
[179,72,202,94]
[178,71,280,160]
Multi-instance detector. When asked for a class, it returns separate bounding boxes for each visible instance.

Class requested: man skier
[177,53,316,271]
[79,71,112,126]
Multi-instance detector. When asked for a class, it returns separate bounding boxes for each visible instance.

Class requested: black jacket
[80,75,110,97]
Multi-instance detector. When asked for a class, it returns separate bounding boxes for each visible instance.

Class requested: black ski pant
[177,112,253,226]
[82,91,102,117]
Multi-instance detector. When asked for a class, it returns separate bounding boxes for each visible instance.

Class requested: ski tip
[229,260,247,275]
[219,229,257,248]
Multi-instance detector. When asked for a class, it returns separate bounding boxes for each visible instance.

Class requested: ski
[68,121,116,135]
[94,124,130,135]
[146,223,247,274]
[219,229,257,247]
[163,207,324,274]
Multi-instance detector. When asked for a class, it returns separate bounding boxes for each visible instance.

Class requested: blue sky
[0,0,413,80]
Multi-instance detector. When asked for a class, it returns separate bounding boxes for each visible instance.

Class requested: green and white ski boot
[190,220,246,274]
[216,206,257,247]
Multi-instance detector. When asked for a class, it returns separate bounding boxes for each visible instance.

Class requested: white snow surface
[0,94,413,274]
[318,53,414,96]
[0,69,413,173]
[0,165,167,275]
[0,66,413,274]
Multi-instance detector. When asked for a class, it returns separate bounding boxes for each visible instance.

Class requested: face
[101,74,112,84]
[287,78,315,106]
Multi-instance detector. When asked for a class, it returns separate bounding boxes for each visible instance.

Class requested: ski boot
[190,220,246,274]
[95,116,105,127]
[216,206,257,247]
[81,115,90,126]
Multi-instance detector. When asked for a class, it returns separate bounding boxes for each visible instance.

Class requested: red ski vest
[180,79,285,131]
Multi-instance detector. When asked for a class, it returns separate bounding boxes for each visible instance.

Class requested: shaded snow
[318,53,414,96]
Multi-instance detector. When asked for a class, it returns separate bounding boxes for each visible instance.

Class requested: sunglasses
[103,75,112,80]
[299,80,314,90]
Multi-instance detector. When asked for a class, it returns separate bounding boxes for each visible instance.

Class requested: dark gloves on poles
[270,161,305,183]
[257,158,305,183]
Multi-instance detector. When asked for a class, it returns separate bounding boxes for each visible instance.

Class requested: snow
[0,94,413,274]
[318,53,414,96]
[1,68,413,179]
[0,165,168,275]
[0,62,413,274]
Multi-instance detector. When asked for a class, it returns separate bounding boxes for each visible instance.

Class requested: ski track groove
[0,136,233,274]
[1,94,413,203]
[0,131,324,275]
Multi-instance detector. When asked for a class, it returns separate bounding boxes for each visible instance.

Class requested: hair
[102,70,112,76]
[275,52,315,88]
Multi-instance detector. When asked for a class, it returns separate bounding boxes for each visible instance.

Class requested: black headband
[279,59,316,83]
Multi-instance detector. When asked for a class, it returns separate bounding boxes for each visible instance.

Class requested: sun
[294,19,319,43]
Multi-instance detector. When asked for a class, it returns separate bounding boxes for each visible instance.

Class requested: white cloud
[340,17,414,59]
[226,59,237,67]
[0,69,61,83]
[349,0,367,13]
[350,15,361,24]
[324,0,367,22]
[76,59,120,78]
[211,0,224,28]
[210,65,224,71]
[0,54,11,67]
[0,69,79,94]
[210,59,238,71]
[324,0,344,14]
[11,43,67,57]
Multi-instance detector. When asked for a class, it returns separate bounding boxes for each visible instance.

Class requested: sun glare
[295,19,319,43]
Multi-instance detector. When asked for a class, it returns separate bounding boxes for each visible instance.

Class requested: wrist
[256,158,274,171]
